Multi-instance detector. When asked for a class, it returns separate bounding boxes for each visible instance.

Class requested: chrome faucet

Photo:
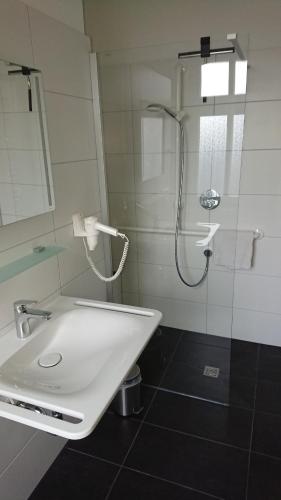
[14,300,52,340]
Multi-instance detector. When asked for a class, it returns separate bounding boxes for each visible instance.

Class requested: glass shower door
[98,35,251,405]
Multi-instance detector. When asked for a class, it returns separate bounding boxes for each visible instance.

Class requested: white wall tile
[24,0,85,32]
[244,101,281,150]
[9,150,44,185]
[182,194,209,229]
[207,305,232,338]
[0,113,6,149]
[240,150,281,195]
[211,151,242,196]
[29,8,91,98]
[112,278,122,304]
[13,184,46,217]
[121,262,138,293]
[52,160,100,228]
[131,60,176,110]
[248,31,281,51]
[234,273,281,315]
[0,0,33,65]
[133,110,176,154]
[122,292,140,306]
[135,153,176,194]
[103,111,133,154]
[247,47,281,101]
[100,63,132,111]
[207,270,234,307]
[106,154,135,193]
[137,233,173,266]
[238,195,281,237]
[0,151,10,182]
[249,237,281,277]
[0,420,35,476]
[4,112,41,150]
[140,294,206,333]
[232,308,281,347]
[62,265,107,301]
[0,431,65,500]
[138,262,207,303]
[109,193,136,227]
[46,93,96,163]
[137,232,207,270]
[210,195,239,231]
[0,184,15,215]
[0,256,59,330]
[112,230,137,265]
[183,152,211,194]
[182,105,214,153]
[136,193,175,230]
[55,223,89,286]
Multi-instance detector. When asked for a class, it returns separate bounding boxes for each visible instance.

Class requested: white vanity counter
[0,296,162,439]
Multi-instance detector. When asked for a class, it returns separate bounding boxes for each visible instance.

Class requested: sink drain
[38,352,62,368]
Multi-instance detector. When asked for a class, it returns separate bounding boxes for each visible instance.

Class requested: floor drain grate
[203,366,220,378]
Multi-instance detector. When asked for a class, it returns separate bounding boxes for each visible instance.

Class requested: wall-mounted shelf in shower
[0,246,64,284]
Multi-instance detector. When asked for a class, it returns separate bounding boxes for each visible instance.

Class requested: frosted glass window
[235,60,247,95]
[199,115,227,151]
[201,62,229,97]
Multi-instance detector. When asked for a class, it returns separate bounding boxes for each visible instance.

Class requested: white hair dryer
[72,213,129,282]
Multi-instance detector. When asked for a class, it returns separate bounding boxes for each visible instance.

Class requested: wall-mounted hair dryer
[72,213,129,282]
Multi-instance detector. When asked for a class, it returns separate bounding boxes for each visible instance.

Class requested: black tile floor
[30,326,281,500]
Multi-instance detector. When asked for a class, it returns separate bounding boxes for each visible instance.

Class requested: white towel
[214,230,254,270]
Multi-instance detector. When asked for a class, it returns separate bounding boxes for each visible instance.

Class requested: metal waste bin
[112,364,143,417]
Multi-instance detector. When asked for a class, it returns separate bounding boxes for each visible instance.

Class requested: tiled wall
[0,1,107,498]
[98,32,281,348]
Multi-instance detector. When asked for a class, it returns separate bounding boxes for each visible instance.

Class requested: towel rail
[119,226,263,240]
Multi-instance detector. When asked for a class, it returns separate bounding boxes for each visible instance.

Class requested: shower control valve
[200,189,221,210]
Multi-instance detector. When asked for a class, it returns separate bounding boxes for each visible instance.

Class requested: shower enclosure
[97,32,280,404]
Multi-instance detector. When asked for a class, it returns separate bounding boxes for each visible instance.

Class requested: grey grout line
[245,344,260,500]
[141,420,250,452]
[66,447,121,468]
[104,331,183,500]
[68,447,223,500]
[52,158,96,165]
[104,382,159,499]
[121,466,225,500]
[101,98,281,115]
[45,89,93,101]
[250,450,281,462]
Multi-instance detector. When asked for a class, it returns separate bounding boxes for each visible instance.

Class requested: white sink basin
[0,296,162,439]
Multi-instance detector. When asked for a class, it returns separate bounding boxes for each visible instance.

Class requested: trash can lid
[124,364,141,383]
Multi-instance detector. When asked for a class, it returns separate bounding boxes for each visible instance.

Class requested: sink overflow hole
[203,366,220,378]
[38,352,62,368]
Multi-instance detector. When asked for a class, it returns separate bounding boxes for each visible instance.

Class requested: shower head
[146,103,179,121]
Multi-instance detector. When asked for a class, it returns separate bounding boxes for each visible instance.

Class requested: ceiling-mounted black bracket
[200,36,210,58]
[8,65,37,112]
[178,35,235,60]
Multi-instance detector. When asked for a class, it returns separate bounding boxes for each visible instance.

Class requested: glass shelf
[0,246,64,284]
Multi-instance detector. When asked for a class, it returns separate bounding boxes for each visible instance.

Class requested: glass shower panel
[98,36,249,404]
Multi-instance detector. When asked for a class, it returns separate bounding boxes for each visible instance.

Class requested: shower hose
[175,121,211,287]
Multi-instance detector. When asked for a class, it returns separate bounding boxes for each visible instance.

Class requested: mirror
[0,58,55,226]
